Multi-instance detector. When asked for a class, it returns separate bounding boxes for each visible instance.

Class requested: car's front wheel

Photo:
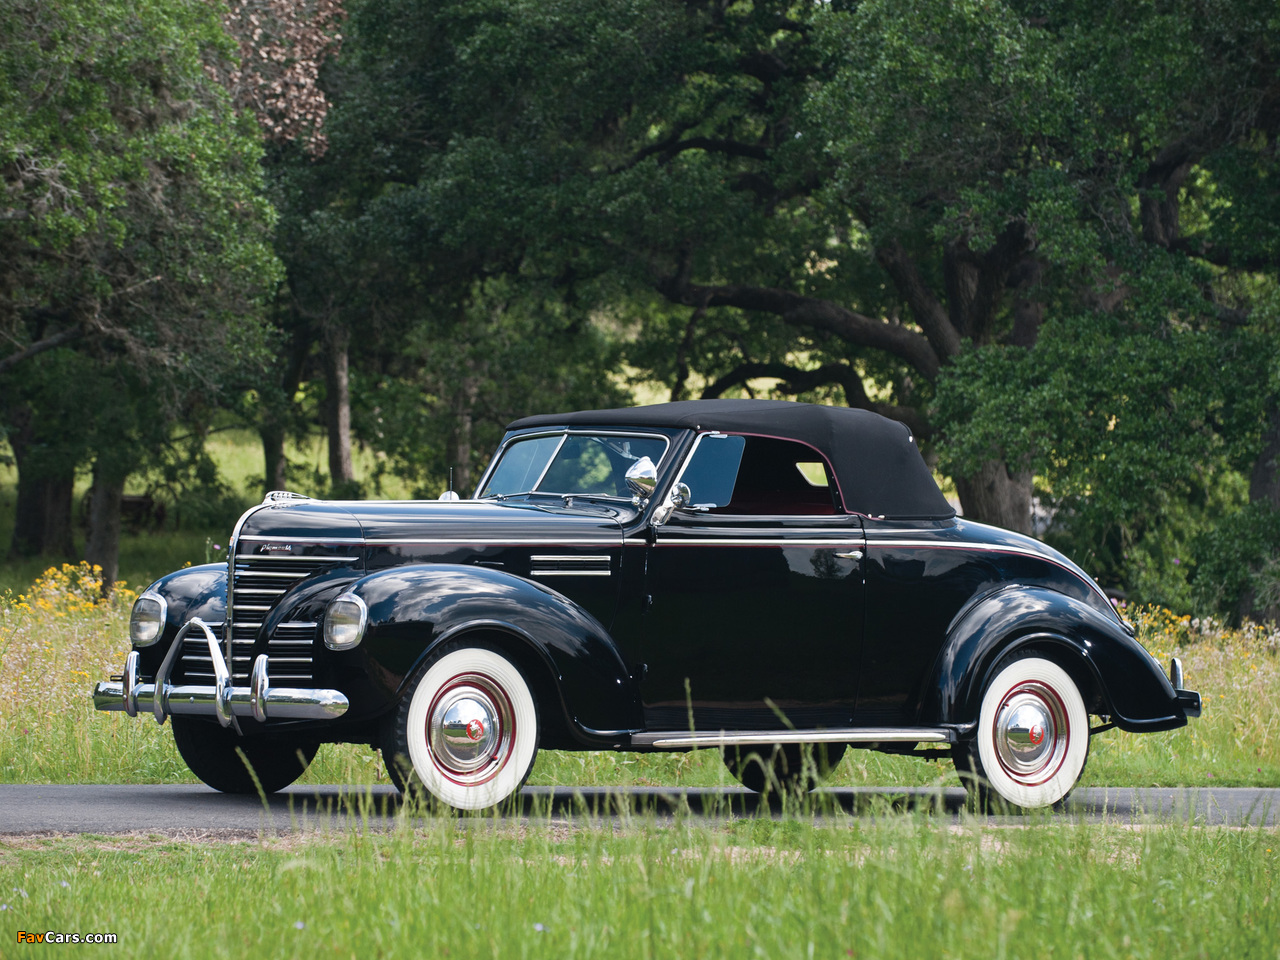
[171,716,319,794]
[953,653,1089,811]
[722,742,847,794]
[383,643,539,811]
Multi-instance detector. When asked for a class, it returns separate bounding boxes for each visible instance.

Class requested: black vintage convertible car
[93,400,1200,809]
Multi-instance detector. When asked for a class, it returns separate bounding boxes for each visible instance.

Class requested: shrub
[1190,501,1280,624]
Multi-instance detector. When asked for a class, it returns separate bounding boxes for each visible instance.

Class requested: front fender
[133,564,227,678]
[922,585,1187,733]
[345,565,643,740]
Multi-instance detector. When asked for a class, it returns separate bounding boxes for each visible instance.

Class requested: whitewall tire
[959,654,1089,810]
[387,644,539,811]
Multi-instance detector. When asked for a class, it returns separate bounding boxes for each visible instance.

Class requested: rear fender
[923,585,1186,733]
[347,564,643,743]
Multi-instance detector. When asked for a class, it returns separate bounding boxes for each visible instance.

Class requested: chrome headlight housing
[129,592,167,647]
[324,593,368,651]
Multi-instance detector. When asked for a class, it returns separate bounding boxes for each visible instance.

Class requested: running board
[630,727,955,750]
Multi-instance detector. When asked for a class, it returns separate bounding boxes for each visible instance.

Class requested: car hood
[233,497,639,545]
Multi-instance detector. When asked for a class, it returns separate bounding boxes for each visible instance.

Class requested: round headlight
[129,593,167,647]
[324,594,368,651]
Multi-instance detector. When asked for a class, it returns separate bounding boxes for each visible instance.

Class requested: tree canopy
[0,0,280,577]
[1,0,1277,619]
[304,0,1278,611]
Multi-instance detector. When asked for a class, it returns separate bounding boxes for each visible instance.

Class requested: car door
[639,433,866,732]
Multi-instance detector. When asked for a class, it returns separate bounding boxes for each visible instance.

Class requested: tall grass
[1,813,1277,958]
[1,563,1276,789]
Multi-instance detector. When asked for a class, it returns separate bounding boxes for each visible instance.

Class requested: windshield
[480,433,669,499]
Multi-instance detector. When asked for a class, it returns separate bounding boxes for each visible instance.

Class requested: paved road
[0,784,1276,834]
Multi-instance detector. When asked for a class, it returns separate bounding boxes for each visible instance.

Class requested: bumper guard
[92,618,349,728]
[1169,656,1202,718]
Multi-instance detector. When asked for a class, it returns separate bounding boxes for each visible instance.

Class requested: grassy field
[0,564,1276,791]
[2,815,1277,958]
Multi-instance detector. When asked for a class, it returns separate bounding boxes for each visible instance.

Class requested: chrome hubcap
[427,675,515,782]
[993,682,1067,784]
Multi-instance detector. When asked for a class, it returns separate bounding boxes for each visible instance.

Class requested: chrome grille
[175,621,225,683]
[213,552,357,684]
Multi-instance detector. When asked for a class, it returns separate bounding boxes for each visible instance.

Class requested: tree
[321,0,1278,546]
[0,0,280,568]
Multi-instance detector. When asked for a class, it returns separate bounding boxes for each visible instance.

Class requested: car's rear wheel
[171,716,319,794]
[383,643,539,811]
[954,653,1089,811]
[722,742,847,794]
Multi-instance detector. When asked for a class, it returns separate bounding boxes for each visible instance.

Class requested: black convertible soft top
[509,399,956,520]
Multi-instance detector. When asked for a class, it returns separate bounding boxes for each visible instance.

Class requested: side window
[678,434,746,507]
[678,435,840,516]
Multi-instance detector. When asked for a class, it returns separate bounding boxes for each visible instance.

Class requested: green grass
[2,814,1277,958]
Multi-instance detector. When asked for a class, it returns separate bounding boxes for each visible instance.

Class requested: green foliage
[1192,501,1280,623]
[936,242,1274,595]
[0,0,281,562]
[0,0,281,356]
[350,278,629,496]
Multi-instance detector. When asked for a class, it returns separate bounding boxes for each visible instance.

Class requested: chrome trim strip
[652,539,865,547]
[532,570,613,577]
[232,571,312,579]
[237,535,366,544]
[363,538,620,546]
[529,555,613,563]
[233,554,361,562]
[279,620,319,629]
[630,727,953,749]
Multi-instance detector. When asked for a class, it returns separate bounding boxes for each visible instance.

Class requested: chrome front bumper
[92,618,349,727]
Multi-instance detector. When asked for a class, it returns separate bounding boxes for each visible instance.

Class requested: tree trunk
[84,461,125,593]
[324,326,354,490]
[452,376,480,494]
[9,461,75,559]
[953,460,1034,535]
[261,423,288,493]
[259,324,310,497]
[1249,401,1280,511]
[1238,401,1280,623]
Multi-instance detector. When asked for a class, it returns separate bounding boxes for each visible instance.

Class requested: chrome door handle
[835,550,863,561]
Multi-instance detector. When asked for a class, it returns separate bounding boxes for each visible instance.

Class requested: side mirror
[624,456,658,499]
[670,481,691,508]
[652,481,692,526]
